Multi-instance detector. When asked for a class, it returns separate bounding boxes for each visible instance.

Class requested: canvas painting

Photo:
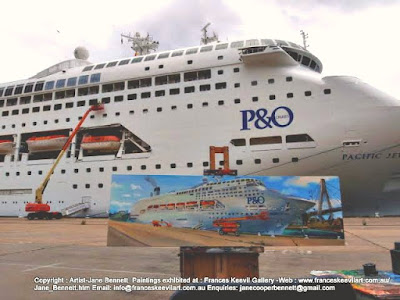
[107,175,344,247]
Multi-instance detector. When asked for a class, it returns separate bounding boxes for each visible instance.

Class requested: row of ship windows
[2,156,297,177]
[0,88,332,120]
[81,39,300,73]
[231,134,314,146]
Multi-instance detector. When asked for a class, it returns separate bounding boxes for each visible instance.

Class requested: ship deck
[0,217,399,299]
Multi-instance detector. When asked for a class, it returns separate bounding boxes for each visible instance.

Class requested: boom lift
[25,104,104,220]
[203,146,237,176]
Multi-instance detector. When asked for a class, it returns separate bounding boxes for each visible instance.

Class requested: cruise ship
[0,32,399,217]
[129,177,315,235]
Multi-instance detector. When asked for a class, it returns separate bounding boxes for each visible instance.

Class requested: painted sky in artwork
[109,175,341,214]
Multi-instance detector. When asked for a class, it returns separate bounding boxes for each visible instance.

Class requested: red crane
[25,104,104,220]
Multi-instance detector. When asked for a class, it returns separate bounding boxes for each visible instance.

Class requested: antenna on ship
[121,32,159,56]
[300,30,309,50]
[201,23,219,45]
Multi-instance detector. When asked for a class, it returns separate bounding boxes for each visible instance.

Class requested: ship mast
[300,30,309,50]
[201,23,219,45]
[121,32,159,55]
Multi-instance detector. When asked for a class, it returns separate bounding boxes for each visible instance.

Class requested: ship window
[106,61,118,68]
[22,108,29,114]
[77,100,85,107]
[252,96,258,102]
[269,95,276,100]
[54,104,62,111]
[89,99,98,105]
[250,136,282,145]
[24,83,33,93]
[217,70,223,75]
[255,159,261,164]
[94,63,105,69]
[32,107,40,113]
[155,75,167,85]
[315,65,320,72]
[99,167,104,172]
[45,81,55,90]
[12,109,18,115]
[141,92,151,99]
[144,55,156,61]
[56,79,66,88]
[67,78,77,87]
[305,91,312,96]
[158,52,170,59]
[98,183,103,188]
[217,56,223,60]
[324,88,331,94]
[203,161,209,167]
[66,117,70,122]
[140,165,146,170]
[187,104,193,109]
[286,76,293,82]
[114,95,123,102]
[78,75,89,85]
[187,162,193,168]
[43,105,51,111]
[78,87,88,96]
[171,105,177,110]
[310,60,316,69]
[202,102,208,107]
[0,88,3,97]
[72,184,77,189]
[18,96,30,105]
[90,73,101,83]
[215,82,226,89]
[131,57,143,63]
[85,184,90,189]
[215,43,228,50]
[218,100,224,105]
[170,88,179,95]
[273,158,279,163]
[112,167,117,171]
[236,160,243,165]
[129,110,134,114]
[55,91,65,99]
[126,166,132,171]
[102,84,113,93]
[286,134,314,143]
[89,86,99,94]
[127,94,137,100]
[86,168,91,173]
[268,78,275,84]
[171,50,184,57]
[33,94,43,102]
[15,85,24,95]
[0,99,5,107]
[155,90,165,97]
[186,48,198,55]
[170,163,176,168]
[292,157,299,162]
[246,39,259,46]
[185,86,195,93]
[200,45,213,52]
[114,82,125,91]
[65,89,75,98]
[301,56,311,67]
[287,93,293,98]
[200,84,210,92]
[1,111,8,116]
[187,60,193,64]
[157,107,162,112]
[155,164,161,169]
[251,81,257,86]
[231,41,244,48]
[6,98,17,106]
[82,65,94,72]
[66,102,73,108]
[38,171,43,175]
[158,65,163,69]
[5,86,14,96]
[231,139,246,146]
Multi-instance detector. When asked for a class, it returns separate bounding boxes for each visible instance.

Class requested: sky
[109,175,341,214]
[0,0,399,98]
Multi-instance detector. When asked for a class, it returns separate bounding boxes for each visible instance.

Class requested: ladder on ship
[61,202,90,216]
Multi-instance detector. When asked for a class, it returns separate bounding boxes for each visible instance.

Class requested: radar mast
[300,30,309,50]
[121,32,159,56]
[201,23,219,45]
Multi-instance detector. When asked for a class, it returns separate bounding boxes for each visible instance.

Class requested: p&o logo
[247,196,265,205]
[240,106,294,130]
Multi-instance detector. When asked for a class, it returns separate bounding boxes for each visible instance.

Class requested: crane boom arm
[35,104,103,204]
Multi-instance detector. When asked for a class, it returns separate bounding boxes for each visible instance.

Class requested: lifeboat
[167,203,175,210]
[176,202,185,209]
[0,139,14,154]
[159,204,167,210]
[186,201,198,208]
[200,200,215,208]
[81,135,120,152]
[26,135,68,153]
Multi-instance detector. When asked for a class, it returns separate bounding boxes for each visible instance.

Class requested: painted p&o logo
[240,106,294,130]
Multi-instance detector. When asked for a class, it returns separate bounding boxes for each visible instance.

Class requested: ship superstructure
[0,35,399,217]
[130,177,315,235]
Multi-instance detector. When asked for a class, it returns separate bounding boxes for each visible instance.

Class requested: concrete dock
[0,217,399,299]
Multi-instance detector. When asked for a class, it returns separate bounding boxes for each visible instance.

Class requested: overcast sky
[1,0,399,98]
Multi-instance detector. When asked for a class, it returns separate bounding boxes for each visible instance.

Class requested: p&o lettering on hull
[241,107,294,130]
